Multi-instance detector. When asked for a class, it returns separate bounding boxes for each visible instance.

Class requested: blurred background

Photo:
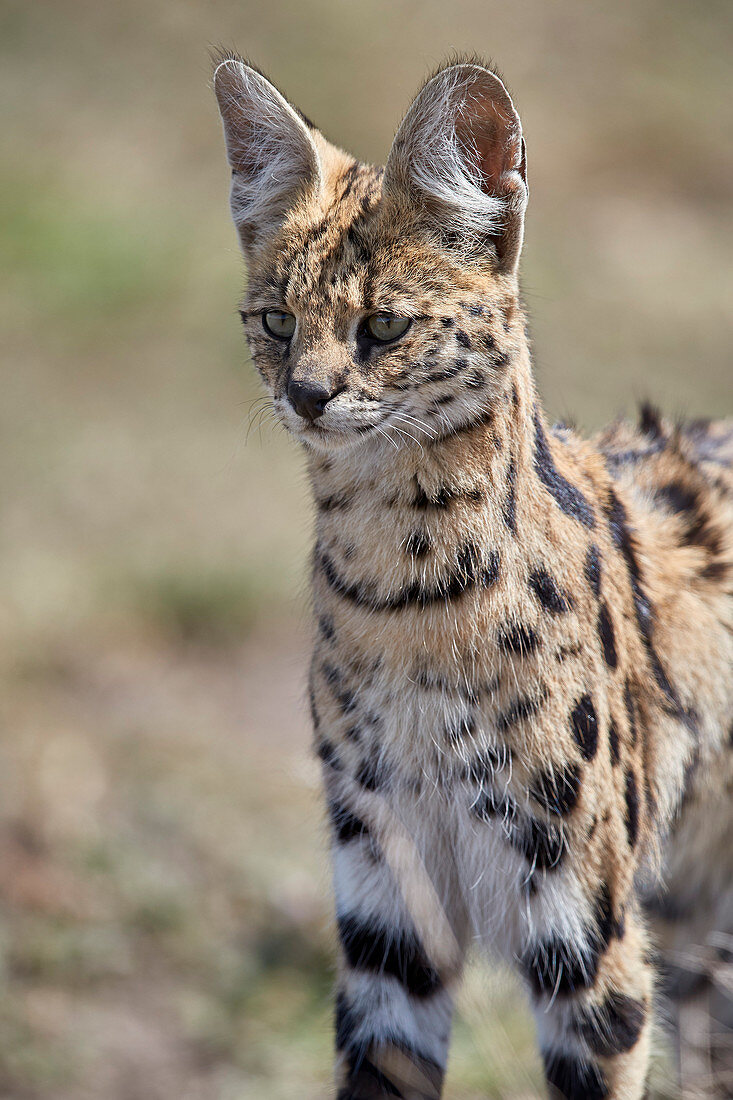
[1,0,731,1096]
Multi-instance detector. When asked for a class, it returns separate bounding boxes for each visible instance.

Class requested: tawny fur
[213,52,733,1100]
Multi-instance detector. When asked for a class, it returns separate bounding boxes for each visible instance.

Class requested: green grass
[131,566,265,645]
[1,174,188,335]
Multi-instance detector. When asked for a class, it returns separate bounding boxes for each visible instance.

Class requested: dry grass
[1,0,731,1095]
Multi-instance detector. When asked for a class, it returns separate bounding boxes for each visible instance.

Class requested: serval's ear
[213,53,322,253]
[384,61,528,274]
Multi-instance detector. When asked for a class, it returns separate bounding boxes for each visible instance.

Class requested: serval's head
[213,54,528,455]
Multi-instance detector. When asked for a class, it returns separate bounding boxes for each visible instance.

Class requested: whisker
[245,398,277,444]
[391,410,439,439]
[374,423,400,451]
[390,423,425,453]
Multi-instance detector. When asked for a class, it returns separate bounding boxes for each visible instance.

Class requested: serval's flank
[213,53,733,1100]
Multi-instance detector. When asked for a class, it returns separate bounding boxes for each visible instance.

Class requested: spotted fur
[214,52,733,1099]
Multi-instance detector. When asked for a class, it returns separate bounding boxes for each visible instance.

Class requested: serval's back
[213,53,733,1099]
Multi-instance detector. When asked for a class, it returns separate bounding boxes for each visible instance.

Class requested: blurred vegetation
[0,0,730,1095]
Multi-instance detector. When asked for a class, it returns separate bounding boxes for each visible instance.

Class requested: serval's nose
[287,379,335,422]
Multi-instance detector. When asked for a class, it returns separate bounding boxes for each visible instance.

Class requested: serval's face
[214,57,528,455]
[241,176,522,455]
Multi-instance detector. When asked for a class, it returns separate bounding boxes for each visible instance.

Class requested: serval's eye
[364,314,411,343]
[263,310,296,339]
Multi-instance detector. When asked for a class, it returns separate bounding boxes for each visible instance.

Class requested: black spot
[700,558,730,582]
[323,663,358,715]
[468,743,511,785]
[355,756,386,792]
[597,603,617,668]
[455,330,472,349]
[542,1051,608,1100]
[624,769,640,848]
[405,530,431,557]
[608,720,621,766]
[411,479,457,509]
[513,816,567,870]
[482,331,496,352]
[528,567,573,613]
[585,544,602,597]
[457,539,480,575]
[440,316,455,328]
[524,936,593,998]
[655,482,698,514]
[336,995,444,1098]
[426,362,465,383]
[482,549,501,588]
[503,457,517,533]
[639,401,663,438]
[434,392,456,407]
[578,991,646,1056]
[497,623,539,656]
[445,712,476,742]
[464,368,485,388]
[319,540,495,612]
[533,408,595,528]
[603,488,713,677]
[497,688,547,733]
[471,785,513,823]
[328,800,370,843]
[523,883,620,998]
[530,762,581,815]
[681,507,724,557]
[604,442,667,469]
[604,488,654,641]
[570,695,599,760]
[317,739,341,770]
[318,615,336,643]
[317,493,351,512]
[337,915,442,998]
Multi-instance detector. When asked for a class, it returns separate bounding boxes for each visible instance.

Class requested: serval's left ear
[384,61,528,274]
[213,52,322,253]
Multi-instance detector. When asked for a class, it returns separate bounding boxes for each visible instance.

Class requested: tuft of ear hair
[384,61,528,273]
[212,51,322,251]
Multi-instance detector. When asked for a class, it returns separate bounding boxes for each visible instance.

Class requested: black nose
[287,379,334,422]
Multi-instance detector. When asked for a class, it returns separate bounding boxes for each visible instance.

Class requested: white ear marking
[384,63,528,272]
[213,58,322,251]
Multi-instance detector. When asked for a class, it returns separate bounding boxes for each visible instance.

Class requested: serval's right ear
[212,53,322,253]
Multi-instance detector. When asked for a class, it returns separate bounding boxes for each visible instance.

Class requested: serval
[213,53,733,1099]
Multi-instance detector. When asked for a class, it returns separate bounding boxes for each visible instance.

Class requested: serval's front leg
[325,778,467,1100]
[524,878,653,1099]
